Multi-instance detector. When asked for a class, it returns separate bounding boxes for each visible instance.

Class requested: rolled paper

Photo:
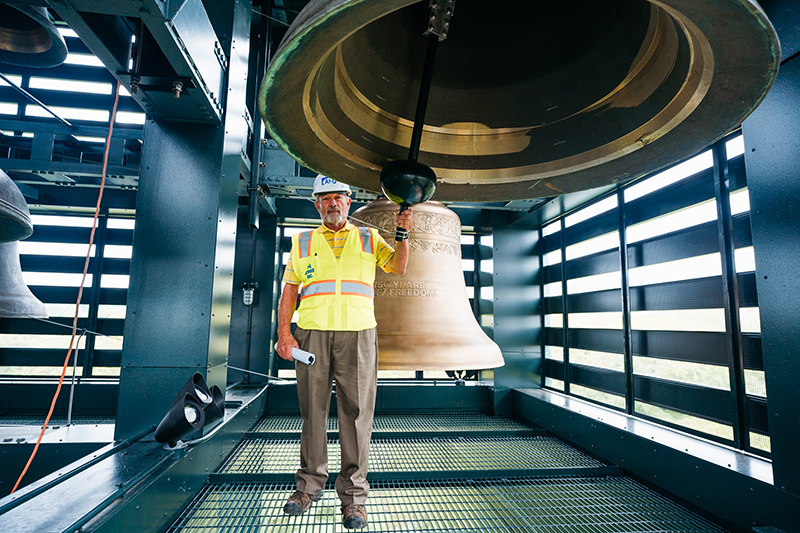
[292,347,316,365]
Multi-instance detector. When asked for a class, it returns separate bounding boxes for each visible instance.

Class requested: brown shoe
[283,489,323,515]
[341,503,368,529]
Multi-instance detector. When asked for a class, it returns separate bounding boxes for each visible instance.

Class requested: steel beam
[50,0,227,123]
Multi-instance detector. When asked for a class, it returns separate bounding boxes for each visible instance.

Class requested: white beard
[323,210,345,226]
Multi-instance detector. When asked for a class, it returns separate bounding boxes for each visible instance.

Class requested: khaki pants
[294,327,378,505]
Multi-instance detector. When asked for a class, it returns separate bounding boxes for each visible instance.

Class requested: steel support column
[492,220,542,416]
[115,0,252,440]
[559,219,570,393]
[82,210,109,378]
[617,188,635,414]
[712,141,748,449]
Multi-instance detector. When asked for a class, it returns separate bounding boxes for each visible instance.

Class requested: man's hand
[395,208,414,241]
[276,334,299,361]
[388,208,413,275]
[396,208,414,234]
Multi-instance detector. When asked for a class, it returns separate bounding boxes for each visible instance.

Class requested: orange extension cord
[10,81,122,494]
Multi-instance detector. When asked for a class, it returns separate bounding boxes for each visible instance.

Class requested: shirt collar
[317,221,356,234]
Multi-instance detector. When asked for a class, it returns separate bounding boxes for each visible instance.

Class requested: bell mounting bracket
[424,0,456,42]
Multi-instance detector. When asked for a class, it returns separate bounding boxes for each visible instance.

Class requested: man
[275,174,413,529]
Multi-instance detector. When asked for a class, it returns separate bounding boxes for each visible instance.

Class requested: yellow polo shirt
[283,223,395,285]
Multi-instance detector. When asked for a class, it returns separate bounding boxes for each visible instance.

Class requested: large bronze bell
[260,0,780,201]
[352,198,503,371]
[0,170,47,318]
[0,5,68,68]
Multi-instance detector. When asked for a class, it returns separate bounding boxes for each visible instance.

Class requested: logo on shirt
[304,264,315,279]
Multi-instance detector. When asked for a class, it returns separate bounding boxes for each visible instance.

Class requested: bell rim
[0,5,68,68]
[0,202,34,242]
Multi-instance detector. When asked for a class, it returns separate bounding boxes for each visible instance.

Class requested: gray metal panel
[742,53,800,496]
[0,440,173,533]
[492,224,542,416]
[249,215,281,381]
[760,0,800,59]
[208,0,252,373]
[91,387,266,533]
[115,120,234,437]
[228,209,280,384]
[0,387,266,533]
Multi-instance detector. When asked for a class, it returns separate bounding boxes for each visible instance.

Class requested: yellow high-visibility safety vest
[291,226,379,331]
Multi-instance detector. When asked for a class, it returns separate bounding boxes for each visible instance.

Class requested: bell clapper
[380,0,456,239]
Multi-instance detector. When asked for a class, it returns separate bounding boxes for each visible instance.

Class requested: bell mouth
[260,0,779,202]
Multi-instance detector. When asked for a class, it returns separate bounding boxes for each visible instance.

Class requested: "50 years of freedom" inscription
[374,281,435,297]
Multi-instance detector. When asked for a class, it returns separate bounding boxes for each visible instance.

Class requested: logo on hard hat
[313,173,352,196]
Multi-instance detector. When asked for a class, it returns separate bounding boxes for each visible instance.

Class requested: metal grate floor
[0,414,115,426]
[166,476,729,532]
[217,436,606,476]
[250,413,533,435]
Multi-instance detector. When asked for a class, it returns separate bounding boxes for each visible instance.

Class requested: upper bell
[260,0,780,201]
[0,5,68,68]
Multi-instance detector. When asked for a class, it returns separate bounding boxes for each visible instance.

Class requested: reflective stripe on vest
[340,280,374,298]
[302,280,373,300]
[358,227,373,254]
[298,231,313,258]
[300,280,337,300]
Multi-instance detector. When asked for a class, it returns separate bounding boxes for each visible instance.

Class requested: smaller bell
[352,198,503,371]
[0,170,47,318]
[0,241,47,318]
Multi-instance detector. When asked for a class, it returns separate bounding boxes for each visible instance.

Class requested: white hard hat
[312,174,351,197]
